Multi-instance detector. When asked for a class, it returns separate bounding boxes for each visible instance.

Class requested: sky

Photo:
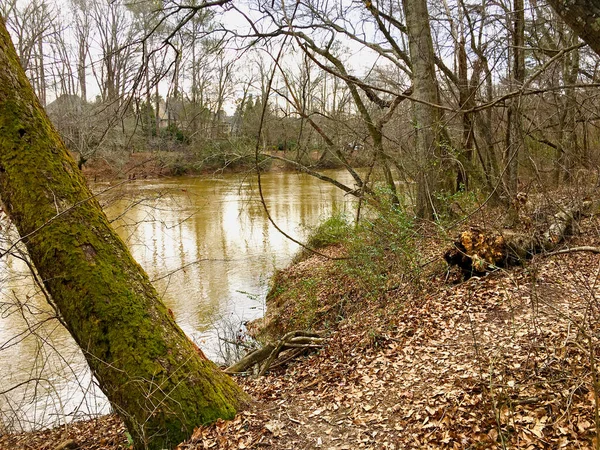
[4,0,388,116]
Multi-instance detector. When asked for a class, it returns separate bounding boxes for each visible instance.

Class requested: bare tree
[1,0,56,105]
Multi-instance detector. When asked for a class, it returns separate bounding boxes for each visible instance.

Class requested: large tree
[546,0,600,56]
[504,0,525,198]
[402,0,444,219]
[0,16,247,450]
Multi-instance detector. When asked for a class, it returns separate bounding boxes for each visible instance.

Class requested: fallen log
[225,331,325,375]
[445,200,593,275]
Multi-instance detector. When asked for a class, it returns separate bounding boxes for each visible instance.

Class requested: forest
[1,0,600,448]
[3,0,599,202]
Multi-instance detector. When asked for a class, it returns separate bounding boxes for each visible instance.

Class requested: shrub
[343,199,420,298]
[305,211,351,249]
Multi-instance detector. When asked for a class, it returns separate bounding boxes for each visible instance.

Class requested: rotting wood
[225,331,325,375]
[444,200,593,275]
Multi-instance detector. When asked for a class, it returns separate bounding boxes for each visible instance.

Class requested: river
[0,169,357,432]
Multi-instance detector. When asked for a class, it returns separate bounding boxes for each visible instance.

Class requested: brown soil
[3,209,600,449]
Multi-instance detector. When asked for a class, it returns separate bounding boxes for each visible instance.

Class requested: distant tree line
[2,0,600,216]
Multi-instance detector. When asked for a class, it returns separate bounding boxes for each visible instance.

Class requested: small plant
[305,211,351,249]
[125,431,134,447]
[433,186,480,223]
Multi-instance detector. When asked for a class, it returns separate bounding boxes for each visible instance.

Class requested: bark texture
[402,0,442,219]
[0,18,246,450]
[546,0,600,56]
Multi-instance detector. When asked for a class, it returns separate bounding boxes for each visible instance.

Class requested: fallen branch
[545,246,600,257]
[268,347,306,371]
[225,331,325,375]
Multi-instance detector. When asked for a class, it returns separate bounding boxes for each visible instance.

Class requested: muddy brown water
[0,169,356,431]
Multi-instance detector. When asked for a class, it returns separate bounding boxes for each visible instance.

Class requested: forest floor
[2,198,600,449]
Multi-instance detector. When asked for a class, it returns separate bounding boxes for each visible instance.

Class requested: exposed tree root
[445,200,593,275]
[225,331,326,375]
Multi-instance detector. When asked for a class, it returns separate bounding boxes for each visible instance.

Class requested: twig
[545,246,600,257]
[218,337,255,351]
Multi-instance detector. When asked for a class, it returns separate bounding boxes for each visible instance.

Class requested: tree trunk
[546,0,600,57]
[77,32,87,102]
[457,37,473,192]
[402,0,442,219]
[476,56,501,199]
[0,18,247,450]
[504,0,525,200]
[556,30,580,183]
[155,79,160,137]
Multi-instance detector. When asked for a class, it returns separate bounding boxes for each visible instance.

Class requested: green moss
[0,19,248,450]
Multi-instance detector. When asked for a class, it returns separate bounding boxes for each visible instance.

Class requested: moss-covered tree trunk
[0,18,247,450]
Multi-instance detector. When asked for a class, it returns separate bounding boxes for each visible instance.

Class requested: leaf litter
[3,214,600,449]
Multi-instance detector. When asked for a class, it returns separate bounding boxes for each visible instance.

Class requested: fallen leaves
[5,214,600,449]
[0,415,129,450]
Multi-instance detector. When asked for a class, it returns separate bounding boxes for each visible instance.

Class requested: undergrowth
[261,196,427,337]
[305,211,351,249]
[344,199,420,299]
[292,211,351,264]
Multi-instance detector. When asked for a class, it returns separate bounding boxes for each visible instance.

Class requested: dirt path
[3,218,600,450]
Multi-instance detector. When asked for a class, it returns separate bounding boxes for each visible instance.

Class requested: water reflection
[0,169,356,430]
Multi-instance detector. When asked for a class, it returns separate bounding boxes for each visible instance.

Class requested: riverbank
[80,151,265,181]
[2,201,600,449]
[79,149,347,182]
